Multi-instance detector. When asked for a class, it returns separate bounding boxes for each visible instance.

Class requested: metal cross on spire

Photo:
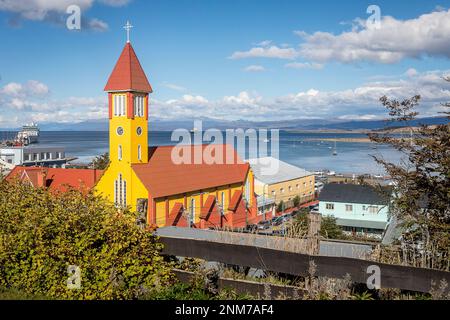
[123,20,133,43]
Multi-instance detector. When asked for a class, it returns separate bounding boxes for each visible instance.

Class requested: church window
[221,192,225,215]
[118,145,122,161]
[134,96,144,117]
[138,145,142,160]
[190,198,195,225]
[114,95,126,116]
[114,174,127,207]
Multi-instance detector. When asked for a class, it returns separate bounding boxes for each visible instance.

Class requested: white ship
[15,123,40,145]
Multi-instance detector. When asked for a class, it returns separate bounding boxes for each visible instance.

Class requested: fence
[160,236,450,294]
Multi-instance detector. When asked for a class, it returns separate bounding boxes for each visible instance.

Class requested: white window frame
[118,145,122,161]
[115,174,127,207]
[368,206,378,214]
[345,204,353,212]
[326,203,334,210]
[221,192,225,215]
[190,198,195,225]
[114,95,126,117]
[134,95,144,117]
[245,178,250,204]
[138,145,141,161]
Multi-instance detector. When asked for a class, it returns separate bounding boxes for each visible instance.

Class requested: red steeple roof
[104,42,153,93]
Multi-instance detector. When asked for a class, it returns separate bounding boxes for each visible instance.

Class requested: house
[247,157,315,217]
[6,166,103,193]
[0,146,68,167]
[318,183,390,239]
[94,39,257,229]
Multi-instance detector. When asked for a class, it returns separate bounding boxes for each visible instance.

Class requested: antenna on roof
[123,20,133,43]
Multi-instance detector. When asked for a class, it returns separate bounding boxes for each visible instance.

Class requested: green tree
[320,216,344,239]
[276,200,285,213]
[293,195,301,208]
[369,82,450,269]
[0,179,173,299]
[90,152,110,170]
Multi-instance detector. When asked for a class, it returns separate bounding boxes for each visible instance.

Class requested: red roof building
[6,166,103,193]
[131,144,250,198]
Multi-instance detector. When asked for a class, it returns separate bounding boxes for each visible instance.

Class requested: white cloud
[254,40,272,47]
[87,18,108,32]
[0,0,127,30]
[162,82,187,92]
[151,70,450,121]
[2,71,450,127]
[98,0,132,6]
[405,68,418,77]
[231,9,450,65]
[297,9,450,64]
[285,62,324,70]
[1,80,49,97]
[230,46,299,60]
[244,65,266,72]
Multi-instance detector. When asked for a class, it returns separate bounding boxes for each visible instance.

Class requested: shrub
[293,196,301,208]
[276,201,285,213]
[320,216,344,239]
[0,179,173,299]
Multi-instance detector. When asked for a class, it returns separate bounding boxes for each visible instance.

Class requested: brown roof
[201,195,219,219]
[6,166,103,192]
[132,144,250,198]
[228,190,243,211]
[104,42,153,93]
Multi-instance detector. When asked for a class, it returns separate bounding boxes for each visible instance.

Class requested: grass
[0,287,50,300]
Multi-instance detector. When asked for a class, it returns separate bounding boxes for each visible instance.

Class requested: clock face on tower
[116,127,124,136]
[136,127,142,136]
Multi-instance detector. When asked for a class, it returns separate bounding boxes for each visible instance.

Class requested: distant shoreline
[303,137,373,143]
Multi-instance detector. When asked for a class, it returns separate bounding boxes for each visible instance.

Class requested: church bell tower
[104,22,152,166]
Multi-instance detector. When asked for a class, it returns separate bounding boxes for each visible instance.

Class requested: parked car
[257,220,271,230]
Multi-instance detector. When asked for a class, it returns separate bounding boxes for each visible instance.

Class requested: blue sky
[1,0,450,127]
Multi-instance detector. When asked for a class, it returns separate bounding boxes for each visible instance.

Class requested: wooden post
[307,212,321,255]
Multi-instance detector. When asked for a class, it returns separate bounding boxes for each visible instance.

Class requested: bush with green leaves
[0,179,173,299]
[320,216,344,239]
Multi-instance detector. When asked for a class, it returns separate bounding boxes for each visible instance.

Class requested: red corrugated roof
[132,144,249,199]
[167,202,188,227]
[201,195,219,219]
[104,42,153,93]
[228,190,243,211]
[6,166,103,193]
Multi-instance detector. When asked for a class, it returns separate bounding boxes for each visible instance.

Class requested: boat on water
[15,123,40,146]
[332,140,338,156]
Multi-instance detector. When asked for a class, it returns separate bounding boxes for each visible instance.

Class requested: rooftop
[247,157,313,185]
[132,144,250,198]
[318,183,390,205]
[6,166,103,192]
[104,42,153,93]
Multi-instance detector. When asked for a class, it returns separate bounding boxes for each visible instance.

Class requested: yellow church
[95,36,258,229]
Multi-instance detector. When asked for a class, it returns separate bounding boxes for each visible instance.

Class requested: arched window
[118,145,122,161]
[118,174,123,205]
[114,95,126,116]
[138,145,141,161]
[221,192,225,215]
[134,96,144,117]
[114,173,127,207]
[190,198,195,225]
